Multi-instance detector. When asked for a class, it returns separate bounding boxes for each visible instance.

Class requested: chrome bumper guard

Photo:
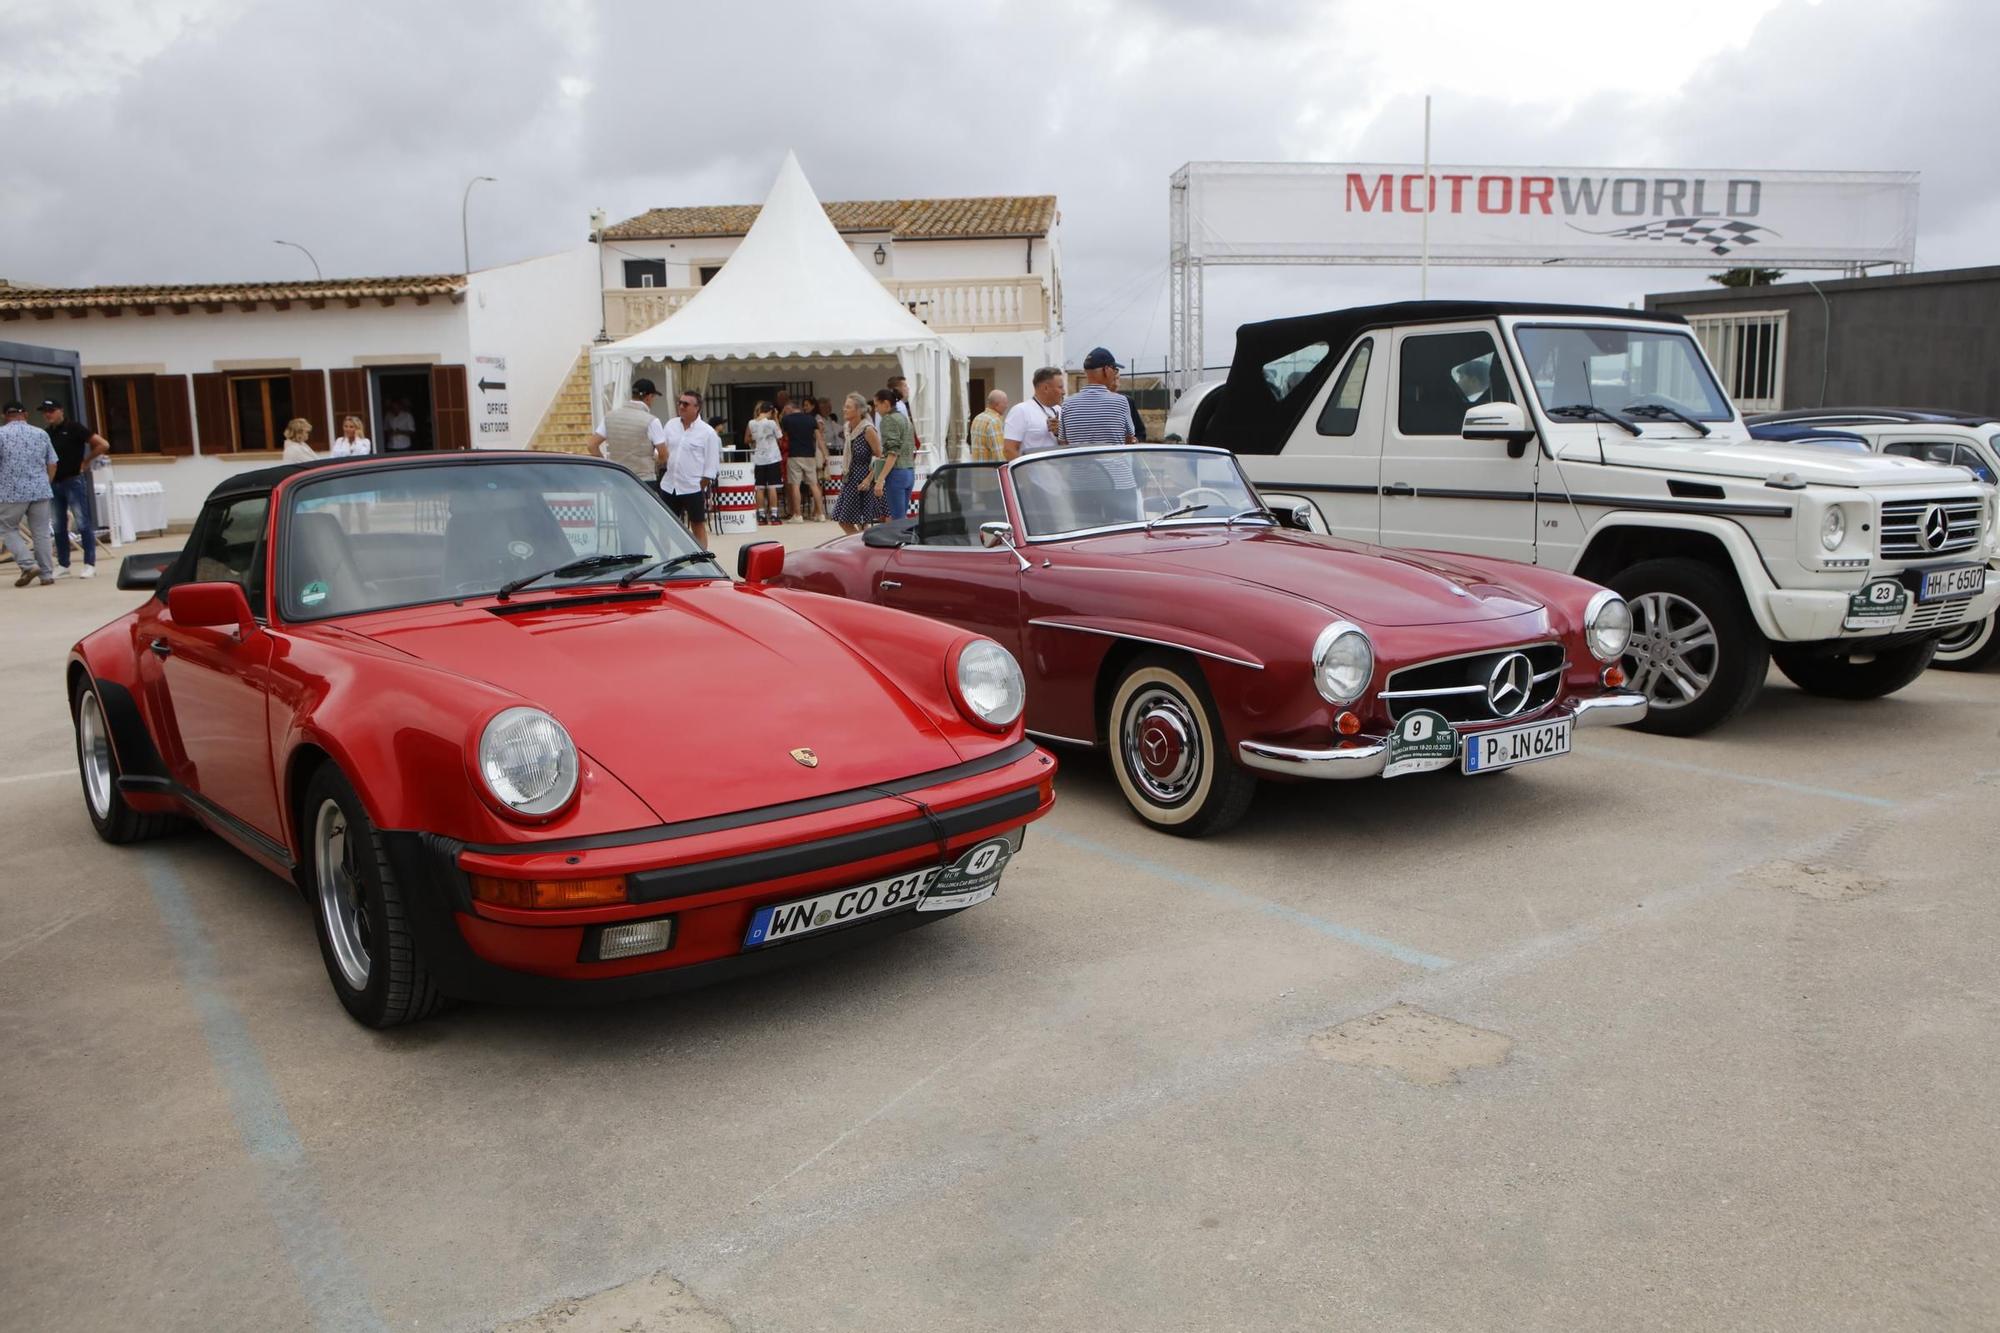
[1236,691,1647,780]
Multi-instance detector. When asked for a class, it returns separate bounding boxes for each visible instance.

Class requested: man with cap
[0,400,59,587]
[587,377,669,484]
[39,400,110,579]
[1059,347,1139,490]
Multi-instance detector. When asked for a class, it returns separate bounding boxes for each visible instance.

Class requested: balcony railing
[603,275,1051,340]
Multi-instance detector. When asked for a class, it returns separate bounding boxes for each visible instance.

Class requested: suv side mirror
[117,548,181,590]
[1462,402,1537,457]
[168,581,256,634]
[737,541,784,583]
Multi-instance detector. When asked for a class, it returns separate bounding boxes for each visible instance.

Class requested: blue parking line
[143,853,386,1333]
[1585,750,1899,809]
[1043,828,1455,970]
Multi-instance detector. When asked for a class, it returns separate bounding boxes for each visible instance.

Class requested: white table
[92,475,169,545]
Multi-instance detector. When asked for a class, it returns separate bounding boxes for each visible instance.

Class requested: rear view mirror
[736,541,785,584]
[168,581,255,633]
[117,549,180,590]
[1462,401,1537,456]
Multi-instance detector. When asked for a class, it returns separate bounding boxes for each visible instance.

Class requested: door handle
[150,638,172,658]
[1384,483,1416,498]
[878,579,902,591]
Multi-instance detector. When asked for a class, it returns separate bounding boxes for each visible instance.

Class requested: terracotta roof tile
[0,274,465,314]
[604,196,1057,242]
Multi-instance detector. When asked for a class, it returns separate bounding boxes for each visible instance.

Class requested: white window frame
[1688,310,1788,413]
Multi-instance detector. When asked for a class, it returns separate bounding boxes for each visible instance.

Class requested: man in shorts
[660,390,721,548]
[780,395,825,522]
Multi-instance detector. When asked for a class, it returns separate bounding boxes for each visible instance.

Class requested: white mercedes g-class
[1168,301,1999,735]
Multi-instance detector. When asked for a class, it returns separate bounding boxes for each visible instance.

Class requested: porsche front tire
[303,765,446,1028]
[72,683,181,844]
[1108,653,1257,837]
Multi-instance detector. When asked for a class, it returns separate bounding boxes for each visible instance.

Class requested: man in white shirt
[384,400,417,451]
[1003,366,1064,459]
[660,390,722,547]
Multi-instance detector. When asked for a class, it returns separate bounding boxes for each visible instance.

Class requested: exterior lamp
[873,244,887,266]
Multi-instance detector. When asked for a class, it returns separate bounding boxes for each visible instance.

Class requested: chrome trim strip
[1381,639,1562,677]
[1572,692,1649,728]
[1026,619,1265,670]
[1027,728,1096,749]
[1237,737,1389,779]
[1379,683,1486,699]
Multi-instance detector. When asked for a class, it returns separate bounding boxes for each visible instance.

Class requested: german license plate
[1918,564,1985,602]
[1462,716,1572,774]
[742,838,1013,948]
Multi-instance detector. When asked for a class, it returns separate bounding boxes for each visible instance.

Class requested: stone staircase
[529,347,597,454]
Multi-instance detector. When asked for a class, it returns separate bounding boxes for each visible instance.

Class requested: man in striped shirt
[1059,346,1137,490]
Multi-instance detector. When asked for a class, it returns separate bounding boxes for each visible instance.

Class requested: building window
[697,265,722,286]
[623,259,667,289]
[231,374,295,452]
[94,375,160,454]
[1689,311,1787,413]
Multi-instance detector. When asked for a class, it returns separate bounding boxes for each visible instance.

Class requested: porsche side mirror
[168,581,256,634]
[117,549,180,590]
[978,521,1014,550]
[737,541,785,583]
[1462,401,1537,457]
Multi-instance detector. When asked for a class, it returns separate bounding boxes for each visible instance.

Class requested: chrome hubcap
[1124,689,1200,804]
[1625,591,1719,710]
[314,799,372,991]
[1936,615,1990,655]
[79,693,113,819]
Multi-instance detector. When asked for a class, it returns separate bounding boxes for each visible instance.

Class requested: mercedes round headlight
[477,707,579,817]
[954,639,1025,729]
[1312,623,1373,705]
[1584,590,1633,663]
[1820,505,1846,552]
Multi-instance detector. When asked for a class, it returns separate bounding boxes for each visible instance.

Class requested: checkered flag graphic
[1573,217,1778,257]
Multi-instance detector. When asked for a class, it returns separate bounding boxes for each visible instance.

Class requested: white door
[1377,324,1539,564]
[1242,336,1386,543]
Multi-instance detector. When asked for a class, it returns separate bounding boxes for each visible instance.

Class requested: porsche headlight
[1820,505,1846,552]
[1312,623,1373,705]
[954,639,1025,729]
[478,707,579,817]
[1584,590,1632,663]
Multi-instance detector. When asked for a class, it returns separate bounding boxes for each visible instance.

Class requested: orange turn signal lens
[1335,711,1362,735]
[1602,664,1627,688]
[470,875,628,909]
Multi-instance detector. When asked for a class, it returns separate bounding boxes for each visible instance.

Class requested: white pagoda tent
[590,153,969,459]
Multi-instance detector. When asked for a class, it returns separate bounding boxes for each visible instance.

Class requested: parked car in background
[778,446,1645,837]
[68,453,1053,1027]
[1745,421,1871,454]
[1748,407,2000,668]
[1168,302,2000,732]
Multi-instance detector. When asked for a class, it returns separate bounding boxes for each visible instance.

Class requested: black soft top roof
[1198,300,1687,451]
[202,450,607,504]
[1749,406,1998,428]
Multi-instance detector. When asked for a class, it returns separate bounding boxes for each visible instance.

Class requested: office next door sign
[474,354,510,441]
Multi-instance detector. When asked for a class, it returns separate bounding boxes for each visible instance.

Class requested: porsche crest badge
[790,747,819,768]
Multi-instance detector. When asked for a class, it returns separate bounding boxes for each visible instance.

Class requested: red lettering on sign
[1443,174,1473,212]
[1346,173,1393,211]
[1399,174,1432,213]
[1477,175,1513,214]
[1519,176,1554,214]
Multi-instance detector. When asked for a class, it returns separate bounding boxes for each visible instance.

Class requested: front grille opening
[1384,642,1565,725]
[1879,498,1984,559]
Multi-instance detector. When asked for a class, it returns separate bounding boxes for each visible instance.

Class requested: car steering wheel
[1175,486,1237,512]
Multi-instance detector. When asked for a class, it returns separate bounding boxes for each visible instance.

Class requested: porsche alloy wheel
[302,765,446,1028]
[71,682,179,844]
[1108,653,1256,837]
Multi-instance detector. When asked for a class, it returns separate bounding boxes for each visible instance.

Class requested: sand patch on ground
[493,1272,734,1333]
[1742,859,1883,902]
[1309,1004,1513,1087]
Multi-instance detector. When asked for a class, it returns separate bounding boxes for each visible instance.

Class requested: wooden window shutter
[192,372,234,453]
[289,369,329,447]
[431,364,471,450]
[152,375,196,455]
[329,368,369,437]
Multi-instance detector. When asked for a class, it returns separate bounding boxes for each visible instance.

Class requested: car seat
[289,511,367,615]
[441,489,571,593]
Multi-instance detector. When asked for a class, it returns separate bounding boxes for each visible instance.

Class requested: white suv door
[1251,335,1386,543]
[1378,324,1539,564]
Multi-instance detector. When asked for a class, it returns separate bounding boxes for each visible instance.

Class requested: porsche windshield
[1514,324,1735,424]
[1011,448,1265,539]
[279,460,714,620]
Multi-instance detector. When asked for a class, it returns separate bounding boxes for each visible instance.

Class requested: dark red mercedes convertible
[69,452,1053,1026]
[778,445,1645,836]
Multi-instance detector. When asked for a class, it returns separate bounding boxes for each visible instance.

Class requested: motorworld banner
[1177,162,1919,267]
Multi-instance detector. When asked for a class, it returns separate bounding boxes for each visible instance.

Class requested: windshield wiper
[495,552,650,600]
[1224,506,1278,528]
[1145,502,1208,531]
[1545,404,1644,436]
[1622,403,1713,436]
[618,550,721,586]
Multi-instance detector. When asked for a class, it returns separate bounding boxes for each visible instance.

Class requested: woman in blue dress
[831,392,887,533]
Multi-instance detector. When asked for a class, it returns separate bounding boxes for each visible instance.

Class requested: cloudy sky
[5,0,1994,369]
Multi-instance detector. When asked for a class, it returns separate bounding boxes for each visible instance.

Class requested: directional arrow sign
[477,378,507,392]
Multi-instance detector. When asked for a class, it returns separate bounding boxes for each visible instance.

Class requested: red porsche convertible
[69,452,1053,1027]
[778,445,1645,836]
